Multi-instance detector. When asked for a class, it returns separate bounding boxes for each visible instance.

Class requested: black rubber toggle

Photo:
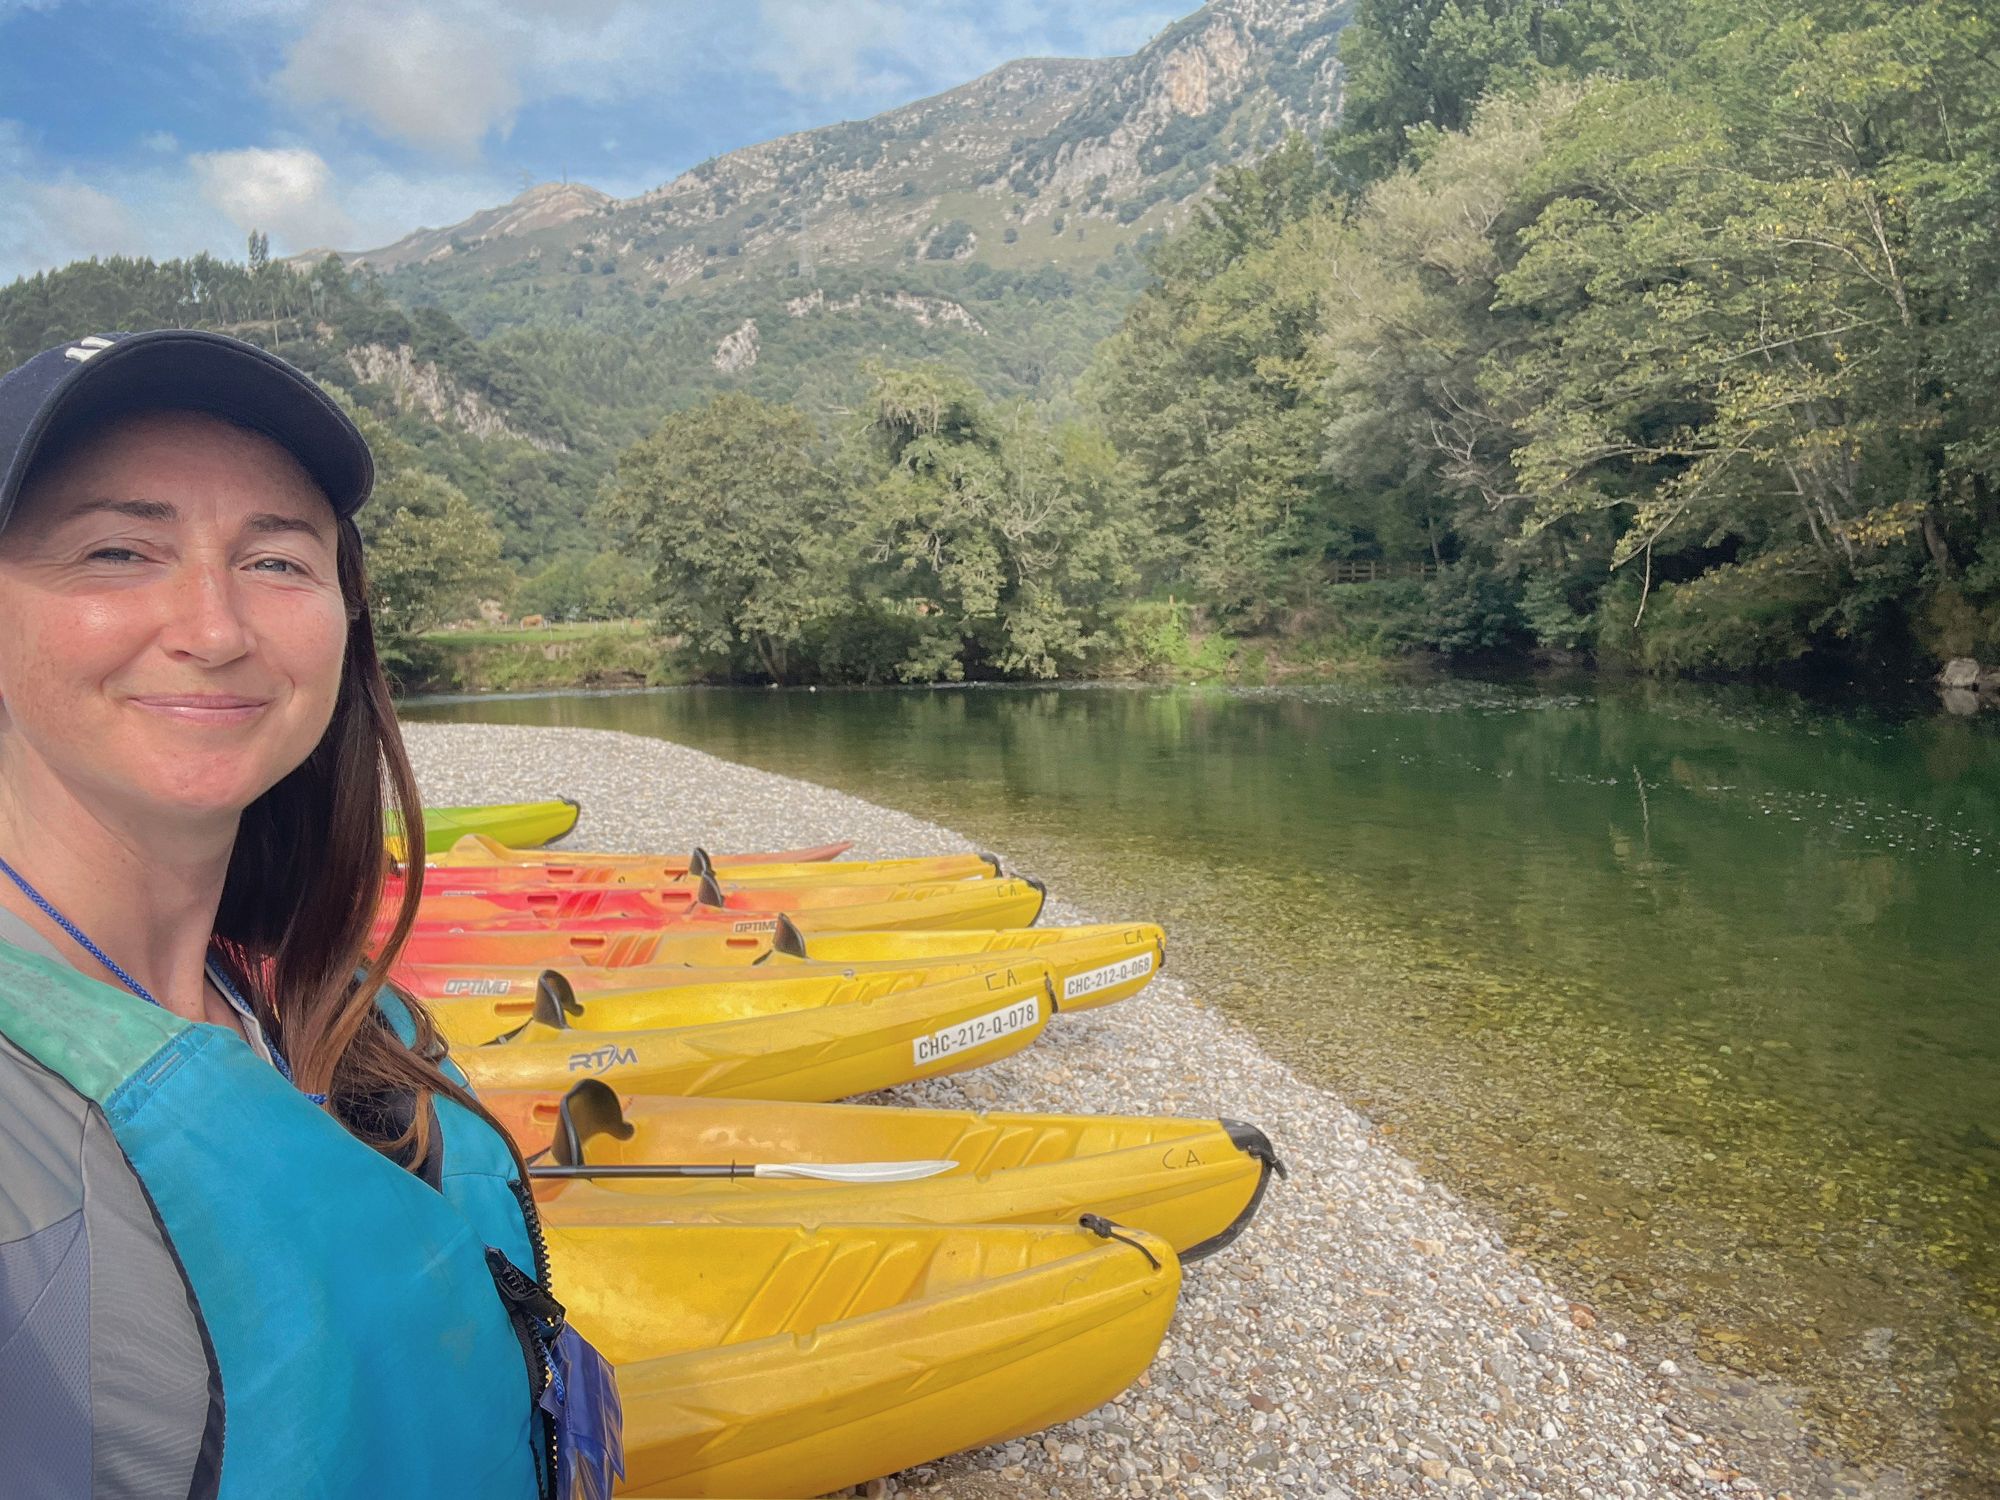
[1079,1212,1162,1271]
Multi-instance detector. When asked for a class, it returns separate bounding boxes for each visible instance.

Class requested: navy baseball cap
[0,329,374,530]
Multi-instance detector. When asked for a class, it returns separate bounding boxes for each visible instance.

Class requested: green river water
[403,677,2000,1493]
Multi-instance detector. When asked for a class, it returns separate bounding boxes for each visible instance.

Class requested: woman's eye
[249,557,304,574]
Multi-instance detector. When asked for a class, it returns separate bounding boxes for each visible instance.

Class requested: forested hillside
[606,0,1999,686]
[4,0,1994,690]
[1082,0,2000,679]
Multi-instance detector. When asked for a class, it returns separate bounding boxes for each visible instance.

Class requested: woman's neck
[0,755,238,1024]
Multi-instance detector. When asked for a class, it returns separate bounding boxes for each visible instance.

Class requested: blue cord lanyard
[0,852,327,1106]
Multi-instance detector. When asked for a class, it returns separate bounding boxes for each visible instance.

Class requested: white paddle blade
[752,1159,959,1183]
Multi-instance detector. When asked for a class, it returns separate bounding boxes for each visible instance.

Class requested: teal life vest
[0,937,550,1499]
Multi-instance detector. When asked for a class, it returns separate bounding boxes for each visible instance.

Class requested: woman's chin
[116,762,297,824]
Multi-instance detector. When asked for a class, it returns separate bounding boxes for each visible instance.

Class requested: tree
[1320,87,1588,582]
[854,367,1141,679]
[1330,0,1659,188]
[1484,0,2000,668]
[1089,136,1349,623]
[602,393,840,681]
[358,469,510,637]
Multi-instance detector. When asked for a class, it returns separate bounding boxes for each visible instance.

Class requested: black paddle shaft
[529,1162,756,1180]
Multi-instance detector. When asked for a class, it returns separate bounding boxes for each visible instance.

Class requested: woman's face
[0,408,348,827]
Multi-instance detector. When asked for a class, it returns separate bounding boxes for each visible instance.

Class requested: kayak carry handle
[532,971,584,1031]
[552,1079,635,1167]
[771,913,809,958]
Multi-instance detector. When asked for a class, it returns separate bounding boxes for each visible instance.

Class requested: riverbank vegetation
[600,0,2000,684]
[4,0,1994,688]
[397,621,674,695]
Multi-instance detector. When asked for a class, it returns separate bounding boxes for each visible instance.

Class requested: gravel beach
[404,721,1848,1500]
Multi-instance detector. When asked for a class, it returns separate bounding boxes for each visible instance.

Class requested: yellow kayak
[763,876,1045,933]
[771,919,1166,1008]
[385,799,581,856]
[407,924,1164,1046]
[503,1082,1281,1260]
[548,1218,1179,1497]
[456,967,1054,1102]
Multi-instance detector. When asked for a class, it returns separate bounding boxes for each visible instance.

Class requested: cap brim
[1,330,373,522]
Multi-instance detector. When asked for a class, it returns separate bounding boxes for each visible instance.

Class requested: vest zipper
[507,1175,565,1494]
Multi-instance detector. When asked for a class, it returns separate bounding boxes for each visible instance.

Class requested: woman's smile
[124,692,275,725]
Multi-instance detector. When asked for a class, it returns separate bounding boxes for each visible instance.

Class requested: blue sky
[0,0,1182,283]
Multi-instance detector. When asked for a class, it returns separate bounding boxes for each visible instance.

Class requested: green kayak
[386,799,581,855]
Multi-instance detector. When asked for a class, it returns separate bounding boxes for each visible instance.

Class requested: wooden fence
[1325,559,1440,585]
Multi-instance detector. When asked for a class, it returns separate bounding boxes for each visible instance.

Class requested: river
[402,676,2000,1492]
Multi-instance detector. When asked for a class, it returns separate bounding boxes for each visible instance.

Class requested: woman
[0,330,613,1498]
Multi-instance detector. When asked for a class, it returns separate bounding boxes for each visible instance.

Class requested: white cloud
[191,145,351,248]
[0,120,156,280]
[9,179,140,259]
[139,129,180,153]
[277,6,521,158]
[269,0,697,157]
[0,106,523,282]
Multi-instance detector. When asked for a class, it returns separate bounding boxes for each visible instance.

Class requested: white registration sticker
[912,997,1041,1067]
[1062,951,1155,1003]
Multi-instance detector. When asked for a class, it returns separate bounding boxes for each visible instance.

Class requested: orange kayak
[426,833,854,871]
[406,849,997,891]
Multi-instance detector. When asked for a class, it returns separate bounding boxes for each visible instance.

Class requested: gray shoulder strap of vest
[0,1031,221,1498]
[0,906,68,966]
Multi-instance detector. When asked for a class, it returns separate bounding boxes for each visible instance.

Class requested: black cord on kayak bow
[1079,1213,1162,1270]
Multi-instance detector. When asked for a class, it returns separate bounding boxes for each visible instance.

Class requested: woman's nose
[160,562,253,663]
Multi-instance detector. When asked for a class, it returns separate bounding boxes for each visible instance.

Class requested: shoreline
[403,721,1853,1499]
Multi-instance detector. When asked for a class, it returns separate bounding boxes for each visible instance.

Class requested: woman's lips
[127,694,272,723]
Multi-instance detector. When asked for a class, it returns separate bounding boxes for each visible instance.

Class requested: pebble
[403,722,1842,1500]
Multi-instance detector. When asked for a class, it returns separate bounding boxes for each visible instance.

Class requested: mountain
[1,0,1355,574]
[336,0,1350,308]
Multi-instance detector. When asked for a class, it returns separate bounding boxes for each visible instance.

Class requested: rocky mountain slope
[335,0,1349,302]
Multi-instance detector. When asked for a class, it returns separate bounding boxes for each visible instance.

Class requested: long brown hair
[215,519,497,1167]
